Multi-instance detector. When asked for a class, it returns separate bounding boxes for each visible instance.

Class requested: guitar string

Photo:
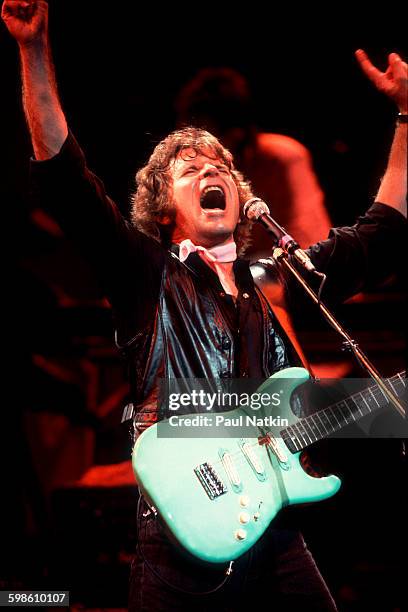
[187,373,406,475]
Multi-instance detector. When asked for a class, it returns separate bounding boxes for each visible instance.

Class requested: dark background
[0,2,406,610]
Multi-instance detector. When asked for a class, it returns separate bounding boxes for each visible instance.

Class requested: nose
[201,164,220,178]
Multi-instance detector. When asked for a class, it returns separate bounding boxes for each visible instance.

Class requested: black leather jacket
[115,248,303,430]
[30,133,406,431]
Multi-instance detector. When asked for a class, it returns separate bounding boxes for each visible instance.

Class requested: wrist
[18,34,49,54]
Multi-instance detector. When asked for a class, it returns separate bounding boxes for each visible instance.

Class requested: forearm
[376,122,407,217]
[20,37,68,160]
[307,203,406,303]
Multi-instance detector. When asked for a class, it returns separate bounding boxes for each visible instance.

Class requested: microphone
[243,197,317,273]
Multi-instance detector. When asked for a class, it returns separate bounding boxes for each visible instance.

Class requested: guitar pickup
[194,462,227,500]
[219,449,242,493]
[261,434,289,469]
[239,439,267,481]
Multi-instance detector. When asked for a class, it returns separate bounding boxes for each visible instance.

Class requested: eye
[183,166,198,175]
[217,166,230,174]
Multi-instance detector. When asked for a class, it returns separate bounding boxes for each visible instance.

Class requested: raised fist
[1,0,48,46]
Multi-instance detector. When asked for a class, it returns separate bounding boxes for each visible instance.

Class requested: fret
[363,391,377,411]
[291,425,304,451]
[338,399,356,423]
[368,387,380,407]
[283,426,301,452]
[359,392,372,414]
[345,398,359,421]
[292,422,308,448]
[386,378,398,397]
[296,421,313,446]
[308,414,325,438]
[296,419,313,446]
[303,420,318,443]
[350,395,364,418]
[325,407,342,431]
[288,431,301,452]
[329,404,345,428]
[390,373,404,385]
[314,412,329,435]
[374,385,390,405]
[280,428,290,450]
[282,436,298,454]
[318,410,335,434]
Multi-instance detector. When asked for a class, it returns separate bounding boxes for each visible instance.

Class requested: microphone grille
[243,198,270,220]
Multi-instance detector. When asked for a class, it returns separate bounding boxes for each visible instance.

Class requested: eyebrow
[174,161,198,176]
[174,157,229,176]
[182,158,227,168]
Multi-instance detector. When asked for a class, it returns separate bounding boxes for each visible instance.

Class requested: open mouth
[200,185,226,210]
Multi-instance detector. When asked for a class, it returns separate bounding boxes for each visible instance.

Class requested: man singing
[2,1,406,610]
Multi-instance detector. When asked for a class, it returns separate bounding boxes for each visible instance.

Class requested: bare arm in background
[257,132,332,246]
[2,0,68,159]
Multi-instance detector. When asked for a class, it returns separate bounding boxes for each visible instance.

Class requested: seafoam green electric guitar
[132,367,406,564]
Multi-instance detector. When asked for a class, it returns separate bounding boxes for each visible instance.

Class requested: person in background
[175,66,332,258]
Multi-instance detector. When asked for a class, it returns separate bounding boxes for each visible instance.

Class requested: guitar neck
[281,372,406,453]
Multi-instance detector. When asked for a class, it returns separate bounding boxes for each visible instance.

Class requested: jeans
[128,508,337,611]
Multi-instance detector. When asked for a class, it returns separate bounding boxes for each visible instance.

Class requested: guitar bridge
[194,462,227,500]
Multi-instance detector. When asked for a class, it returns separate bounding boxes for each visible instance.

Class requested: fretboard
[281,372,406,453]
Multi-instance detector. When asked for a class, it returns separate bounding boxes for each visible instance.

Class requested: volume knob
[234,528,247,541]
[239,512,250,524]
[239,495,250,507]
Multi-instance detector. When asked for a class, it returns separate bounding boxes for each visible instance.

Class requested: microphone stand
[260,246,406,419]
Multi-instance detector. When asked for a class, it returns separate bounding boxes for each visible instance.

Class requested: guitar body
[132,367,341,564]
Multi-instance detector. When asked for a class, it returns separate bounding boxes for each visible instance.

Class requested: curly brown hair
[131,127,253,256]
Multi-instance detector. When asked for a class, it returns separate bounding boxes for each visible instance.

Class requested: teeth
[200,184,226,210]
[202,185,224,196]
